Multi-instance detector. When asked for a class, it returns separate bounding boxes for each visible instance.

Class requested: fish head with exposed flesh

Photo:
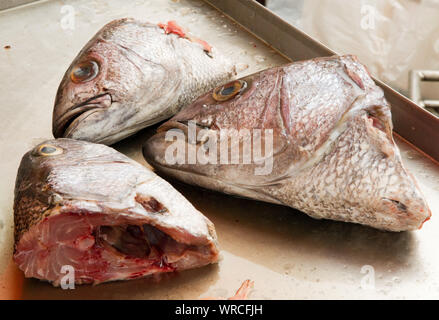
[14,138,219,285]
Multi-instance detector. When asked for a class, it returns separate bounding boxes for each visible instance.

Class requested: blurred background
[2,0,438,108]
[265,0,439,115]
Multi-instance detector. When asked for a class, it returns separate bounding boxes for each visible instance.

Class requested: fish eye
[70,60,99,83]
[37,144,63,156]
[212,80,247,102]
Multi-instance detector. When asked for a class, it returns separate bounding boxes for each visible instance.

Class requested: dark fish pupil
[71,60,99,83]
[212,80,246,102]
[41,146,56,154]
[74,65,91,78]
[221,85,235,96]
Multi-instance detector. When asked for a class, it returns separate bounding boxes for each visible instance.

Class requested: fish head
[144,56,431,231]
[144,69,292,203]
[53,19,235,146]
[53,40,129,143]
[52,19,176,145]
[15,138,135,205]
[14,138,130,245]
[14,138,219,283]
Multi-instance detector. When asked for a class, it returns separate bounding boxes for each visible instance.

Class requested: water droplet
[236,63,249,73]
[254,55,266,63]
[179,7,191,16]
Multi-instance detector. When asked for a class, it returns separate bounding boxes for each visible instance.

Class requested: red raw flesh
[158,20,212,53]
[158,20,187,38]
[13,212,185,285]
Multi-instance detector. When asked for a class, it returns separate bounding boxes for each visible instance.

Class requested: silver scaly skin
[53,18,235,145]
[144,55,431,232]
[14,139,218,286]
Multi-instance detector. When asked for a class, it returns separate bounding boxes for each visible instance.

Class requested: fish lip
[53,93,112,138]
[143,131,167,164]
[157,120,190,134]
[157,120,212,135]
[157,120,214,148]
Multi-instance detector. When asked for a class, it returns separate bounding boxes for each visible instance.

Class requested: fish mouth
[157,120,213,139]
[157,120,190,133]
[53,93,112,138]
[157,120,212,133]
[142,135,285,205]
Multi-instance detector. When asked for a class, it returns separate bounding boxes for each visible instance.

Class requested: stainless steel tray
[207,0,439,163]
[0,0,438,300]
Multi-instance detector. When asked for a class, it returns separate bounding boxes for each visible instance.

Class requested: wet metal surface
[0,0,438,299]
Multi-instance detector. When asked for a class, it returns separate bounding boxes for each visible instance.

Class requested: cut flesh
[14,212,216,286]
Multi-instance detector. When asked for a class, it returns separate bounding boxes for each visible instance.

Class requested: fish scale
[53,18,235,145]
[13,139,219,286]
[144,55,431,231]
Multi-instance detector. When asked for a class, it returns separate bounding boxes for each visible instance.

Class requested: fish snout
[53,93,112,139]
[378,193,431,231]
[143,131,174,168]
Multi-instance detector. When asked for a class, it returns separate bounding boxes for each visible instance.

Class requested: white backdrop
[267,0,439,99]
